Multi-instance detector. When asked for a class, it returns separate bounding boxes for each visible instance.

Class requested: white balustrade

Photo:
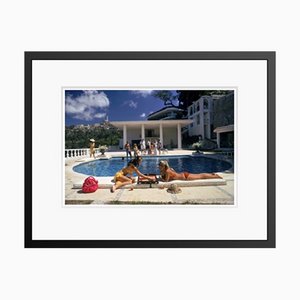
[65,148,100,159]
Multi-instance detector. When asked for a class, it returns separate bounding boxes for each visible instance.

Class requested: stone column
[123,124,127,149]
[141,124,145,140]
[216,132,220,148]
[177,123,182,149]
[200,111,205,139]
[159,123,163,146]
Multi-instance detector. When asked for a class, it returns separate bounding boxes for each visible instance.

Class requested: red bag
[82,176,98,193]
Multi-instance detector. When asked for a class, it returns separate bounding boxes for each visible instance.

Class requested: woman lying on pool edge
[158,160,222,182]
[111,157,154,192]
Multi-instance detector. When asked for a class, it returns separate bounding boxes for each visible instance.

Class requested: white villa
[110,92,234,150]
[110,119,192,150]
[184,92,234,148]
[186,95,214,140]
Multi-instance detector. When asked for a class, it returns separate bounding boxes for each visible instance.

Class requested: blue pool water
[73,155,231,177]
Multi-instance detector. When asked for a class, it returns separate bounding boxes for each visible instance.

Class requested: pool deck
[65,150,234,205]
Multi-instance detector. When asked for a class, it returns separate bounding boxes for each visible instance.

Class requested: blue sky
[65,90,177,126]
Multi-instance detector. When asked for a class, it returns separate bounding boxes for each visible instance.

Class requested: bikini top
[122,166,136,176]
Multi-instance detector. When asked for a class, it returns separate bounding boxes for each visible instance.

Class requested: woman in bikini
[158,160,222,182]
[111,157,153,192]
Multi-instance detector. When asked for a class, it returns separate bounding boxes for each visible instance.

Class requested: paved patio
[65,150,234,205]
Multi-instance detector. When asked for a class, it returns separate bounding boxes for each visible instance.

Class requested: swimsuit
[114,167,134,182]
[167,170,189,180]
[183,172,190,179]
[114,170,124,182]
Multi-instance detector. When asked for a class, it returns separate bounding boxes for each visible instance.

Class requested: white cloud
[124,100,138,109]
[72,108,95,121]
[140,113,146,118]
[131,90,153,98]
[129,100,137,109]
[94,113,107,119]
[66,90,109,121]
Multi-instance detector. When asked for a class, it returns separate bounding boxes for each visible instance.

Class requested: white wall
[188,97,214,138]
[123,126,182,148]
[163,127,177,148]
[127,127,141,143]
[1,1,298,300]
[189,115,202,136]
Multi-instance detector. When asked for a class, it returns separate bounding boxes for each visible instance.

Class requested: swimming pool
[73,155,232,177]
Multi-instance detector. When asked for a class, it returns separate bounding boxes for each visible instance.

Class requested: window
[204,112,209,124]
[190,105,195,115]
[146,129,155,137]
[197,114,200,125]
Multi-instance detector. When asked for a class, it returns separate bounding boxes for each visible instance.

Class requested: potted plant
[192,139,216,153]
[192,142,202,153]
[99,145,108,155]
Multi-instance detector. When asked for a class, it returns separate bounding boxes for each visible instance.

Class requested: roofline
[213,124,234,133]
[110,120,192,126]
[147,106,185,117]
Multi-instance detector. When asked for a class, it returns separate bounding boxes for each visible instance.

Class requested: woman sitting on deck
[111,157,153,192]
[158,160,222,182]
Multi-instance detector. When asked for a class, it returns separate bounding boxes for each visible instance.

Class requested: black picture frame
[25,51,276,248]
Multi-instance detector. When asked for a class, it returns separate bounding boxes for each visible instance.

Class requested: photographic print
[64,89,235,205]
[25,51,275,248]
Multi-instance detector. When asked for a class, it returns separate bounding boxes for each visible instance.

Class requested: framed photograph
[25,51,275,248]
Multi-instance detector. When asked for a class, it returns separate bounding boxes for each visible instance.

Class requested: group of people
[110,156,222,193]
[90,138,165,160]
[124,139,164,158]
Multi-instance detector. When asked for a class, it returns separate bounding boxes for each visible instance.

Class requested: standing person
[140,139,146,155]
[139,139,143,153]
[148,142,154,155]
[147,140,151,154]
[89,138,96,159]
[124,141,132,159]
[154,140,158,156]
[111,157,154,192]
[157,139,162,155]
[143,140,147,154]
[133,143,141,158]
[158,160,222,182]
[151,142,155,155]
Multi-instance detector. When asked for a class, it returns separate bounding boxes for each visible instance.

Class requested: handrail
[65,148,100,159]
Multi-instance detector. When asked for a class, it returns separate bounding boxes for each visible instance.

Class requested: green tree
[177,90,231,110]
[153,90,232,110]
[152,90,178,106]
[65,122,121,149]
